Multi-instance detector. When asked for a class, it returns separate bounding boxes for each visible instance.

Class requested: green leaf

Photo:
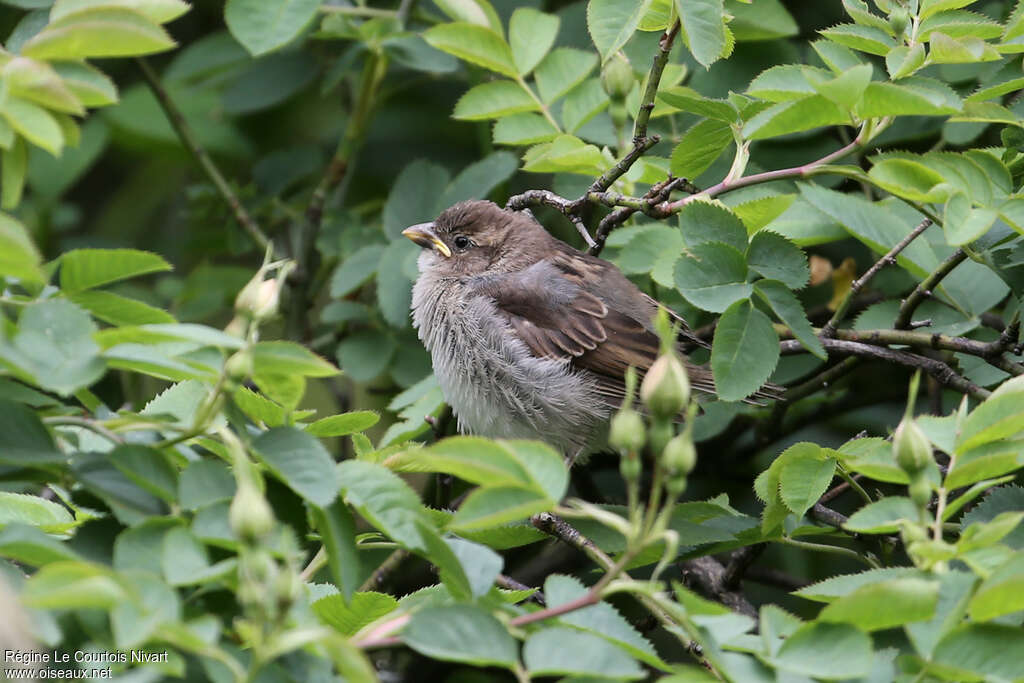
[329,245,384,298]
[337,459,432,552]
[59,248,171,291]
[110,444,177,502]
[103,343,213,382]
[799,183,936,278]
[534,47,598,104]
[22,561,126,609]
[306,411,380,437]
[670,118,733,180]
[376,238,416,328]
[561,78,607,133]
[772,622,872,680]
[1,299,105,396]
[778,451,836,517]
[932,624,1024,681]
[524,626,643,679]
[52,0,190,23]
[658,86,738,122]
[493,112,560,145]
[544,575,667,670]
[0,96,63,156]
[314,591,398,636]
[161,525,211,586]
[449,485,552,531]
[886,43,927,79]
[747,64,822,102]
[1,136,26,210]
[819,23,895,55]
[676,0,728,68]
[253,427,340,506]
[819,578,939,630]
[383,159,451,239]
[22,7,176,59]
[587,0,654,63]
[337,329,398,382]
[868,158,948,203]
[795,567,932,602]
[453,80,539,120]
[509,8,558,76]
[678,200,748,252]
[0,212,43,282]
[0,491,75,533]
[727,0,798,41]
[178,460,235,511]
[5,55,83,115]
[855,77,962,118]
[962,486,1024,550]
[311,500,361,603]
[251,340,339,378]
[404,605,518,669]
[0,523,82,567]
[52,61,117,107]
[445,536,502,598]
[742,95,850,139]
[521,134,607,176]
[224,0,320,56]
[944,194,997,246]
[431,0,503,34]
[616,225,682,276]
[844,496,921,533]
[67,290,176,326]
[424,22,517,77]
[746,230,808,288]
[441,152,518,209]
[955,375,1024,453]
[674,241,751,312]
[836,436,909,483]
[928,31,1000,64]
[0,399,63,466]
[711,299,779,402]
[754,280,826,360]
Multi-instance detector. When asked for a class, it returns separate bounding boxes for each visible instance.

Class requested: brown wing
[470,260,664,406]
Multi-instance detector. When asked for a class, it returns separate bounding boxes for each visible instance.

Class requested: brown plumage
[404,200,776,455]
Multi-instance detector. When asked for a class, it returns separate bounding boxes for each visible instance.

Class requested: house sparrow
[404,200,773,456]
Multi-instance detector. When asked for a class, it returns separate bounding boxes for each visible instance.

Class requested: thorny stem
[894,249,969,330]
[136,58,272,253]
[632,20,680,143]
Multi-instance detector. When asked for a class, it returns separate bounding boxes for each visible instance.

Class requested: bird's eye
[453,235,471,250]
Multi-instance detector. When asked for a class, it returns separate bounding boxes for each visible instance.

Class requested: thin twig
[678,556,757,618]
[589,135,660,193]
[357,548,409,593]
[136,58,271,252]
[822,218,933,337]
[894,249,968,329]
[632,20,680,142]
[43,416,124,445]
[780,338,990,400]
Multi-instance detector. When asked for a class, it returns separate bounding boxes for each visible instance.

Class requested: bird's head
[403,200,547,277]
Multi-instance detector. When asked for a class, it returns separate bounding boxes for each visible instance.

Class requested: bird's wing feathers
[469,257,666,405]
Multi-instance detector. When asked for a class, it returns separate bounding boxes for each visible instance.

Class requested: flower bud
[609,408,646,453]
[225,349,254,383]
[274,569,302,610]
[893,417,932,473]
[648,420,674,460]
[601,51,633,99]
[888,7,908,36]
[640,354,691,419]
[619,451,641,483]
[230,481,275,541]
[900,523,928,547]
[662,433,697,475]
[665,474,688,497]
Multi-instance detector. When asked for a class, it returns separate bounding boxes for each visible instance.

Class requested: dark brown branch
[722,544,765,590]
[822,218,933,337]
[810,504,849,529]
[678,556,756,618]
[357,548,409,592]
[590,176,697,255]
[136,58,272,252]
[780,338,990,400]
[894,249,968,329]
[589,135,661,194]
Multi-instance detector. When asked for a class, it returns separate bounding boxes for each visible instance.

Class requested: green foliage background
[1,0,1024,681]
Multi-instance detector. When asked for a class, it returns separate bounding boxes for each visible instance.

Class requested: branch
[357,548,409,592]
[780,338,991,400]
[632,20,680,143]
[829,328,1024,372]
[894,249,968,330]
[289,52,388,340]
[136,58,272,253]
[822,218,933,337]
[657,133,866,213]
[506,191,595,247]
[589,135,661,194]
[678,556,757,618]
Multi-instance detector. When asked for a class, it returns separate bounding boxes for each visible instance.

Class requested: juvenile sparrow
[404,200,771,455]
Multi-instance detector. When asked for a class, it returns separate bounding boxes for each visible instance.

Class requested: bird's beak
[402,222,452,257]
